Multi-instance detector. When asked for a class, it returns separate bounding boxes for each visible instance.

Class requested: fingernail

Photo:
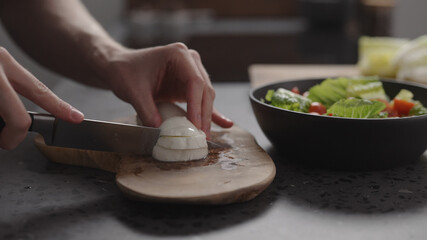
[71,108,84,122]
[222,115,232,121]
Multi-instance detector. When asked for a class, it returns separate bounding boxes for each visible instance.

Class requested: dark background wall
[0,0,426,108]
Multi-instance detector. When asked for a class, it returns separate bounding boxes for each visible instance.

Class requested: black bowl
[250,78,427,170]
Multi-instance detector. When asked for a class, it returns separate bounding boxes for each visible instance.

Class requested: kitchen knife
[0,112,160,155]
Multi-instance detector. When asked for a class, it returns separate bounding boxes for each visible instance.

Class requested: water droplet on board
[218,153,242,170]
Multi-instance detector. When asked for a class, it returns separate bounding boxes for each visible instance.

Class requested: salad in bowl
[250,77,427,170]
[262,76,427,118]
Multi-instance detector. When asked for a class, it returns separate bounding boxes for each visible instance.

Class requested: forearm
[0,0,123,88]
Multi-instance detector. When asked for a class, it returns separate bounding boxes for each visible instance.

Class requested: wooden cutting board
[33,117,276,205]
[248,64,359,87]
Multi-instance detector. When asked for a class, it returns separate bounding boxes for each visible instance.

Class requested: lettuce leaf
[307,76,388,107]
[308,77,349,108]
[347,81,388,100]
[268,88,311,112]
[393,89,413,101]
[327,98,386,118]
[410,101,427,116]
[265,89,275,101]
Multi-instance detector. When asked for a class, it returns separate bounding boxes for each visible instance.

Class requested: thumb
[212,109,233,128]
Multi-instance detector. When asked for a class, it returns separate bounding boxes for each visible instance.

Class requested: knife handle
[0,112,44,133]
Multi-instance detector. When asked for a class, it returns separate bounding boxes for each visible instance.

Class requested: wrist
[86,36,128,88]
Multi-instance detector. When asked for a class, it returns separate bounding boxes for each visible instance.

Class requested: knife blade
[0,112,160,155]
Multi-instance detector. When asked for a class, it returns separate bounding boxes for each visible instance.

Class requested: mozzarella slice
[156,134,207,150]
[152,145,208,162]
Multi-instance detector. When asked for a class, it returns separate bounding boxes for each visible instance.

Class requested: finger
[4,54,84,123]
[132,92,162,128]
[186,76,204,130]
[0,71,31,149]
[189,49,214,138]
[212,108,233,128]
[165,43,205,129]
[201,89,213,139]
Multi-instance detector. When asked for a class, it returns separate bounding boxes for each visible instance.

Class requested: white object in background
[393,35,427,85]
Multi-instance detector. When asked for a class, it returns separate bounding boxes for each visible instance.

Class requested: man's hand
[0,47,84,149]
[0,0,233,140]
[104,43,233,139]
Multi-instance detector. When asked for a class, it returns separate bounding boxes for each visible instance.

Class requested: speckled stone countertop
[1,81,427,240]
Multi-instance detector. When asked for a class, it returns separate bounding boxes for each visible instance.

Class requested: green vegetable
[358,36,409,77]
[327,98,386,118]
[265,89,275,102]
[347,81,388,100]
[410,101,427,116]
[267,88,311,112]
[394,89,414,101]
[263,77,426,118]
[307,76,388,107]
[308,77,349,108]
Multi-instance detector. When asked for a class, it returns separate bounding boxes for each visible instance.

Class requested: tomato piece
[394,98,415,116]
[373,98,398,117]
[291,86,300,95]
[309,102,327,115]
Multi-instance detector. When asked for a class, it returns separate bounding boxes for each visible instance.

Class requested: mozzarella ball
[151,104,208,162]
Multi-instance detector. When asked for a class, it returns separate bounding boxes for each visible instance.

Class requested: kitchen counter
[1,70,427,240]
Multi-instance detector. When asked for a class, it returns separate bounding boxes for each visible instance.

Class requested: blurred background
[1,0,426,88]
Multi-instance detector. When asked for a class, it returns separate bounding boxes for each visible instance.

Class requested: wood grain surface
[248,64,359,87]
[34,119,276,205]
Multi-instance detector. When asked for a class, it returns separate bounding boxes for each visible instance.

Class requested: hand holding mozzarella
[0,1,233,150]
[105,44,233,139]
